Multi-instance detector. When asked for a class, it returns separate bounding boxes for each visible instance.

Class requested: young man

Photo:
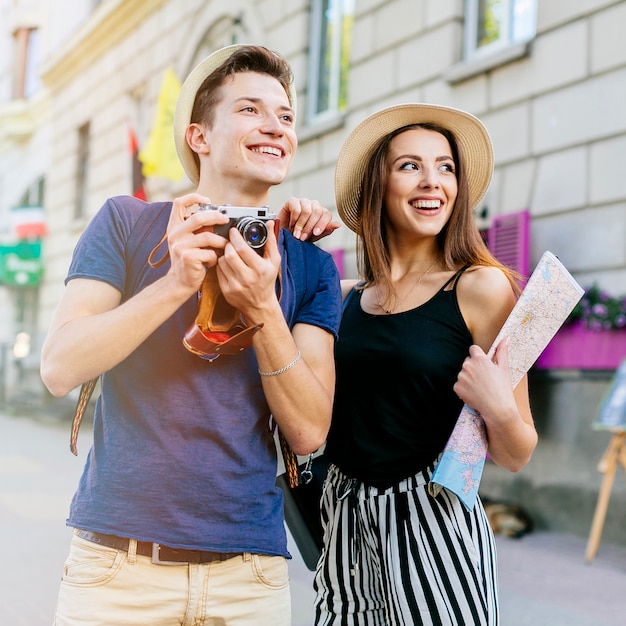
[41,45,342,626]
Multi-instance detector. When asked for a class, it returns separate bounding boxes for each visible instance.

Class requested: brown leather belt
[75,529,242,565]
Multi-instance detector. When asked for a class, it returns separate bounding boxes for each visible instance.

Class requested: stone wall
[481,369,626,547]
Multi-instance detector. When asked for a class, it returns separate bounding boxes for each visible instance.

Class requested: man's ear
[186,123,209,155]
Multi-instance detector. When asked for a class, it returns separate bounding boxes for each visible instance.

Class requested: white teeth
[412,200,440,209]
[252,146,281,157]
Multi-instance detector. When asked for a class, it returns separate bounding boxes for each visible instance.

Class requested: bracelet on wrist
[258,351,301,377]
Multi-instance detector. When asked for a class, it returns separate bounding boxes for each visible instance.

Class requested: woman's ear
[186,123,209,155]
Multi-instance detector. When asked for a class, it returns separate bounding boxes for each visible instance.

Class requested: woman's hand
[277,197,341,242]
[453,340,516,419]
[454,339,537,472]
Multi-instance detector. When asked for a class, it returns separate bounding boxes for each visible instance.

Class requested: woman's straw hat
[334,103,494,233]
[174,44,297,186]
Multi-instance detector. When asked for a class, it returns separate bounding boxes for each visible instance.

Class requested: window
[75,123,90,220]
[464,0,536,61]
[190,16,246,70]
[307,0,354,124]
[17,176,45,208]
[13,27,41,99]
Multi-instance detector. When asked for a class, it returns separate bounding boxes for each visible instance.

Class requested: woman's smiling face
[383,127,458,241]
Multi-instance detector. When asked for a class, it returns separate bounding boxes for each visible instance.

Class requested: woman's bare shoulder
[458,266,517,348]
[460,265,515,302]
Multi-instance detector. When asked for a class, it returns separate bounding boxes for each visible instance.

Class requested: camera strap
[182,264,264,361]
[146,220,283,360]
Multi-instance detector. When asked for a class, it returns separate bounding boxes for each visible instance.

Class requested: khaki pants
[54,531,291,625]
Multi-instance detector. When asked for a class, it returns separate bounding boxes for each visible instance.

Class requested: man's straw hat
[174,44,297,186]
[334,103,494,233]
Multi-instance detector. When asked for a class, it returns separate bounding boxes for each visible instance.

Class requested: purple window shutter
[487,209,530,279]
[328,248,344,278]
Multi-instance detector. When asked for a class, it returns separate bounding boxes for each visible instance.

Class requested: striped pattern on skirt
[313,463,499,625]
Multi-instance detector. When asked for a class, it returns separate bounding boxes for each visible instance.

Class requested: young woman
[313,103,538,625]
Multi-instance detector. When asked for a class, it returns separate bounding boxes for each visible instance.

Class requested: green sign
[0,240,43,287]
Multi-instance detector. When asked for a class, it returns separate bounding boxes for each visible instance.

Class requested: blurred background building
[1,0,626,546]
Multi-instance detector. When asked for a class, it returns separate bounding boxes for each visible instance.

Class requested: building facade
[2,0,626,543]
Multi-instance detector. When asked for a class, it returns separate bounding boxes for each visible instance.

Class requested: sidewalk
[2,408,626,625]
[290,525,626,626]
[495,531,626,625]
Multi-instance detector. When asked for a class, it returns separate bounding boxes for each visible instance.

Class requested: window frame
[464,0,536,62]
[13,26,41,100]
[306,0,353,126]
[74,122,91,220]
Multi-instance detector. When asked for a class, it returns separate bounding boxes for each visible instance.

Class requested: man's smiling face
[199,71,297,203]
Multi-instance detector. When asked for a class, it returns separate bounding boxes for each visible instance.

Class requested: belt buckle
[151,543,185,565]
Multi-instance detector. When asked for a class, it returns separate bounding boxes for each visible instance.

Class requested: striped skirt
[313,463,499,625]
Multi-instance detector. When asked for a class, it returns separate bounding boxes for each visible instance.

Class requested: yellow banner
[139,67,185,182]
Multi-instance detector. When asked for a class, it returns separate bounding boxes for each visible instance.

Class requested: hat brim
[174,44,297,187]
[334,103,494,233]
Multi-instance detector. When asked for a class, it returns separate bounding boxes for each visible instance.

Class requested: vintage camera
[195,203,276,253]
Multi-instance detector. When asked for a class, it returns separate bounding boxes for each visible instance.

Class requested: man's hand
[165,193,230,294]
[215,220,282,324]
[277,197,341,242]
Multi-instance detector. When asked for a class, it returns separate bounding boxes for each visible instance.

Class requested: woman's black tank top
[325,267,473,488]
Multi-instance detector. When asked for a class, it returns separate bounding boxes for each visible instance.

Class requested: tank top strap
[441,264,472,291]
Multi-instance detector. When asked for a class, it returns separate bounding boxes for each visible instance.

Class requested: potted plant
[536,284,626,369]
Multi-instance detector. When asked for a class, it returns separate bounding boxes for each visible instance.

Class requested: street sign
[0,240,43,287]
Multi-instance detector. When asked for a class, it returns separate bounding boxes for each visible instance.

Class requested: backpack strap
[70,377,98,455]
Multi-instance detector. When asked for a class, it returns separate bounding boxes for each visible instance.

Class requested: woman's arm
[454,266,538,472]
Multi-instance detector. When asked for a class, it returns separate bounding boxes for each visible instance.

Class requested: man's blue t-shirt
[65,196,341,557]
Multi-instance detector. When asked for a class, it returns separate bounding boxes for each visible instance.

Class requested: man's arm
[40,275,190,397]
[40,193,229,397]
[216,223,337,456]
[254,321,335,456]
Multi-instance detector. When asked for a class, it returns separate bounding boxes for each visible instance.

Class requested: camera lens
[237,217,268,250]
